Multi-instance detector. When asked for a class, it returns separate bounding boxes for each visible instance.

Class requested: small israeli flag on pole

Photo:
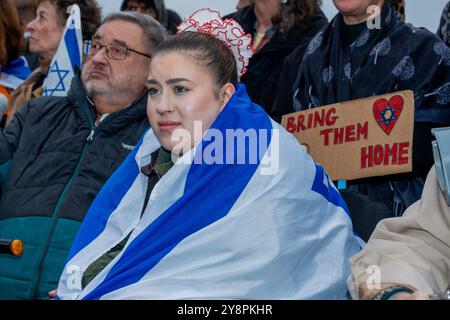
[43,4,82,96]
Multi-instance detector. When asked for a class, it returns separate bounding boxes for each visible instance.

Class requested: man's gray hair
[101,11,167,54]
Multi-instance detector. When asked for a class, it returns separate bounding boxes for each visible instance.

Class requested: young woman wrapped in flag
[57,9,362,300]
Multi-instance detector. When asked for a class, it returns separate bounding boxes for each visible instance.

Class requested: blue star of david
[379,104,397,126]
[43,61,70,96]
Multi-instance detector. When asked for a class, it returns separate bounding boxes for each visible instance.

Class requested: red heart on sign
[373,95,404,135]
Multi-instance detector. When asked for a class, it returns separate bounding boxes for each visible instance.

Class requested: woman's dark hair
[120,0,168,28]
[153,32,238,90]
[36,0,102,40]
[0,0,24,65]
[11,0,38,27]
[273,0,323,33]
[386,0,404,8]
[166,8,182,35]
[120,0,155,12]
[386,0,405,20]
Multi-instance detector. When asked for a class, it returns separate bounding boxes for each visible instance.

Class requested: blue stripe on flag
[311,163,350,216]
[83,84,273,299]
[83,40,91,55]
[1,57,31,80]
[65,20,81,72]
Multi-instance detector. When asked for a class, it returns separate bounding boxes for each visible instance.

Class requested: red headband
[177,8,254,77]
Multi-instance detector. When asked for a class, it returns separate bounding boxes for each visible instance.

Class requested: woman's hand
[48,289,58,299]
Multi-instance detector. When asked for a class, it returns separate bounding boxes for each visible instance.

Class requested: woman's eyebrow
[165,78,192,84]
[146,78,193,86]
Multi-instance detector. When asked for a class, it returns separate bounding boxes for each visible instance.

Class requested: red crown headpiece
[177,8,254,77]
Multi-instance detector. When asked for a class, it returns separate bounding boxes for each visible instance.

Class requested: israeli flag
[0,56,31,90]
[43,4,82,96]
[58,85,361,300]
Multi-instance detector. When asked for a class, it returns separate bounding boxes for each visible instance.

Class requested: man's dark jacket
[226,5,328,113]
[0,76,149,299]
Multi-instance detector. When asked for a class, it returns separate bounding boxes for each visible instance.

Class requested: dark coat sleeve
[0,102,30,165]
[270,12,328,123]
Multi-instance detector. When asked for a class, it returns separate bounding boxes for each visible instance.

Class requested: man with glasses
[0,12,166,300]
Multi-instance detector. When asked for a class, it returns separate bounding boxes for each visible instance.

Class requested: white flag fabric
[57,84,361,300]
[42,4,82,96]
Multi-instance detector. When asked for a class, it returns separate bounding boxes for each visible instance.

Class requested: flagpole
[42,4,83,97]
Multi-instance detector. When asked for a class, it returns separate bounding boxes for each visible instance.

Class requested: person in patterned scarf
[272,0,450,237]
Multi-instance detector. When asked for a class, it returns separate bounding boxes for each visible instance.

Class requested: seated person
[0,11,166,300]
[272,0,450,219]
[56,9,361,300]
[6,0,102,125]
[348,165,450,300]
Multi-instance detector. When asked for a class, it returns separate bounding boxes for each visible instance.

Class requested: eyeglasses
[86,40,152,60]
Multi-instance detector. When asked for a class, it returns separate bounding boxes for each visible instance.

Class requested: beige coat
[348,166,450,299]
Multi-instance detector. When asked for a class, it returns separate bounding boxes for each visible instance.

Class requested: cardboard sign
[282,91,414,181]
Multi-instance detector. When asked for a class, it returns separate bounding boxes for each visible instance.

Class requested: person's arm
[0,102,30,195]
[270,50,297,123]
[348,166,450,300]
